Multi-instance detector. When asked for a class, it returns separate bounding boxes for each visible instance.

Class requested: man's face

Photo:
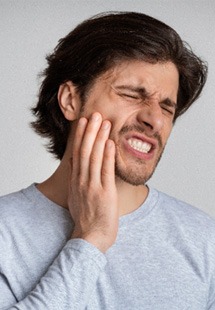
[78,60,179,186]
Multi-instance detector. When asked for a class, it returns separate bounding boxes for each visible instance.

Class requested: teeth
[128,138,152,153]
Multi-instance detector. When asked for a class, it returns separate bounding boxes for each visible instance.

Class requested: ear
[58,81,81,121]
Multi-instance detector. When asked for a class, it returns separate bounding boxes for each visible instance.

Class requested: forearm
[0,239,106,310]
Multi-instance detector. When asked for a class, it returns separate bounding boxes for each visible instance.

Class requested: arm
[0,239,106,310]
[0,113,118,309]
[207,273,215,309]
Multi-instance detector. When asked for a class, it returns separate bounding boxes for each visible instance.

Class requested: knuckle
[77,177,87,190]
[72,149,79,158]
[90,154,98,165]
[80,148,89,159]
[88,181,99,193]
[101,167,110,177]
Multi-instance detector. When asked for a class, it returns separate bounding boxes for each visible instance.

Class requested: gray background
[0,0,214,218]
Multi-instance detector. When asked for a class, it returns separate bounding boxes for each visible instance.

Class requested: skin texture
[77,61,178,185]
[37,60,179,253]
[68,114,118,252]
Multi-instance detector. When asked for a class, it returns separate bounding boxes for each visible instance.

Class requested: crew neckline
[22,183,70,216]
[119,186,159,225]
[22,183,159,225]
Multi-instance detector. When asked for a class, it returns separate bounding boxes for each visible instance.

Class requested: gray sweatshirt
[0,184,215,309]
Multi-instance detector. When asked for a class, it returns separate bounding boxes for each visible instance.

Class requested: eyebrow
[113,84,177,108]
[113,85,149,98]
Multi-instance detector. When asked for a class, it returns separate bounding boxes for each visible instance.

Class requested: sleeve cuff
[64,238,107,271]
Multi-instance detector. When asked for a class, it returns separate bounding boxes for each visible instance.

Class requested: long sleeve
[0,239,106,310]
[207,273,215,310]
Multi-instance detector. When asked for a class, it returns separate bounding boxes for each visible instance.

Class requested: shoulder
[0,183,66,218]
[0,186,36,257]
[0,184,72,254]
[0,187,30,218]
[158,189,215,222]
[0,183,72,229]
[153,188,215,244]
[0,184,69,233]
[0,184,41,221]
[0,185,42,244]
[150,189,215,277]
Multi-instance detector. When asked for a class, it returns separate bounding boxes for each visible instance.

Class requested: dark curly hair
[31,11,208,160]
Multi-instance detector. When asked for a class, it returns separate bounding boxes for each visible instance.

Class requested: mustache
[119,125,163,148]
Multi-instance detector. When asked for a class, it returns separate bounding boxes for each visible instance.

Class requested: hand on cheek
[68,112,119,253]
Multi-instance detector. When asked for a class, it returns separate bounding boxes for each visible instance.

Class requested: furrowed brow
[112,84,177,107]
[160,98,177,109]
[112,85,150,99]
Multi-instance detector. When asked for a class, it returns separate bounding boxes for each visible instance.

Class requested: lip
[123,132,158,160]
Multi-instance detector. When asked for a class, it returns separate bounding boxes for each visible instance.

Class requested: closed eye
[164,108,174,114]
[161,105,175,116]
[120,93,140,100]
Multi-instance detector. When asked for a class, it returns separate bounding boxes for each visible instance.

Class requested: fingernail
[91,113,100,121]
[102,121,110,130]
[78,117,87,126]
[106,139,114,148]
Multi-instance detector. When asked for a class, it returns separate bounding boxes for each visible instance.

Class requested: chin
[115,164,155,186]
[114,145,164,186]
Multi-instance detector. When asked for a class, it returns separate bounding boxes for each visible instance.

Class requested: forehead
[97,60,179,99]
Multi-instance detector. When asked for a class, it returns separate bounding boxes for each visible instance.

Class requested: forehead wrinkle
[111,84,175,104]
[111,84,150,99]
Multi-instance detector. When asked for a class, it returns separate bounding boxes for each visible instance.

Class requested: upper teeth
[128,138,152,153]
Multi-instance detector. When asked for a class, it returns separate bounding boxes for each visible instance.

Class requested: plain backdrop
[0,0,214,218]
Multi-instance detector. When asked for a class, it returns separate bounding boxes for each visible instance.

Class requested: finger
[89,120,111,184]
[101,139,116,188]
[68,157,75,205]
[79,112,102,182]
[72,117,88,181]
[68,157,73,188]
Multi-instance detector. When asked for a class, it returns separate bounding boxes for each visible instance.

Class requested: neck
[37,156,149,217]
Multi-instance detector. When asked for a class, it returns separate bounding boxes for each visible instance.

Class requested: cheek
[162,123,173,142]
[83,99,115,119]
[106,118,124,141]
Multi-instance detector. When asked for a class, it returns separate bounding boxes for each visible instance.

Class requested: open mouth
[127,138,152,154]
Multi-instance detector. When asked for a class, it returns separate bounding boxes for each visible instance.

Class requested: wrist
[71,231,112,253]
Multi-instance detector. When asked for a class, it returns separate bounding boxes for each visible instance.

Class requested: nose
[136,101,164,136]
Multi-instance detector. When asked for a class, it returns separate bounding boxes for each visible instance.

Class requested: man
[0,11,214,309]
